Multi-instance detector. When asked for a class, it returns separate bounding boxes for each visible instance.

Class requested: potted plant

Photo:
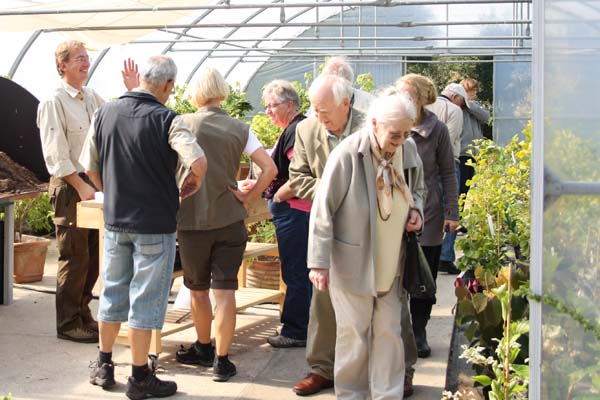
[13,193,53,283]
[246,220,280,290]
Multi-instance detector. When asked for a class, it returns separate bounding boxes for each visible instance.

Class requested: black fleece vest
[95,91,179,233]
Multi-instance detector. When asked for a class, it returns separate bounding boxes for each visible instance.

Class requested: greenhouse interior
[0,0,599,399]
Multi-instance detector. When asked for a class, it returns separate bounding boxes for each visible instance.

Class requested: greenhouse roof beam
[7,30,41,79]
[183,0,285,85]
[38,19,532,32]
[135,35,531,44]
[209,51,532,58]
[230,57,531,62]
[159,0,224,55]
[171,45,532,51]
[0,0,532,16]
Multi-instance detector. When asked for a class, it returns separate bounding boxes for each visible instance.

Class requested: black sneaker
[126,373,177,400]
[89,360,116,389]
[175,342,215,367]
[267,334,307,348]
[213,357,237,382]
[439,260,461,275]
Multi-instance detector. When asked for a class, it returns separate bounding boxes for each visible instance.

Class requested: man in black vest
[79,55,207,400]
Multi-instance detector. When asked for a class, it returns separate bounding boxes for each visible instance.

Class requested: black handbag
[403,231,436,298]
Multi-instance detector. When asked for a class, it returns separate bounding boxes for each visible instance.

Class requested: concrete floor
[0,240,457,399]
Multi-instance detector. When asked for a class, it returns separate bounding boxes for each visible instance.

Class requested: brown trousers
[49,176,99,333]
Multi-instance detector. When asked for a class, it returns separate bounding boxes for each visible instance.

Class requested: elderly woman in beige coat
[308,89,424,400]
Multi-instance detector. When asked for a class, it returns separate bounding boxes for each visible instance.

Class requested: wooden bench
[77,196,285,354]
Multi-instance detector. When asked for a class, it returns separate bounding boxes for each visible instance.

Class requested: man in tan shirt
[37,40,136,343]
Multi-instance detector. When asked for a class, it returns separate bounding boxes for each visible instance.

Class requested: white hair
[308,73,353,106]
[139,55,177,86]
[322,56,354,83]
[367,87,417,127]
[262,79,300,110]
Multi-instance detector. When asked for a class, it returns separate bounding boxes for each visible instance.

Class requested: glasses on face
[72,55,92,63]
[264,102,283,110]
[390,130,412,140]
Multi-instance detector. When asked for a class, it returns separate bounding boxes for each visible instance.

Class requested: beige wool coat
[307,128,425,297]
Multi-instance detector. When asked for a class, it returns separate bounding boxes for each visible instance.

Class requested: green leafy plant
[222,82,253,120]
[14,193,54,242]
[2,394,13,400]
[248,220,276,244]
[451,124,531,398]
[356,72,375,93]
[250,113,281,150]
[457,124,531,276]
[168,83,253,121]
[167,85,197,115]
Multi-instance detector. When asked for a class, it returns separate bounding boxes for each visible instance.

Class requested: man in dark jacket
[80,55,207,400]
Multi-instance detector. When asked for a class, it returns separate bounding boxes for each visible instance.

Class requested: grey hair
[308,73,353,106]
[139,55,177,86]
[367,87,417,127]
[262,79,300,110]
[322,56,354,83]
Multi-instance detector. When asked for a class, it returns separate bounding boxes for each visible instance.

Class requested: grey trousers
[305,285,418,381]
[329,279,405,400]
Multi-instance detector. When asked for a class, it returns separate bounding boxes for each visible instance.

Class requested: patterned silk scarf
[368,130,414,220]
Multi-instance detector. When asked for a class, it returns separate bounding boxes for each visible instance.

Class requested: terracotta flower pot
[246,257,281,290]
[14,234,51,283]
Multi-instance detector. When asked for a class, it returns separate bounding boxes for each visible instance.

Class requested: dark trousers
[50,177,99,332]
[268,200,312,340]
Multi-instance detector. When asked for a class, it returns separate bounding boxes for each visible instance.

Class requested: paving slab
[0,239,456,399]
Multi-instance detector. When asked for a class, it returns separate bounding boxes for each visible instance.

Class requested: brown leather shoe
[293,373,334,396]
[404,375,414,398]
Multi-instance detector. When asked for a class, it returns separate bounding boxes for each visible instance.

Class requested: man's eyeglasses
[264,102,283,110]
[72,55,92,63]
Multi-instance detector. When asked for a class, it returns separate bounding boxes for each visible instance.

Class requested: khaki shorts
[178,220,247,291]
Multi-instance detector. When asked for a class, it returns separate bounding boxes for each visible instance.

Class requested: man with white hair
[289,73,364,396]
[426,82,465,274]
[321,56,373,113]
[80,55,207,399]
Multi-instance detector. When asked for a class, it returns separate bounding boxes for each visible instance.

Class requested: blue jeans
[268,200,312,340]
[440,162,461,263]
[98,229,176,330]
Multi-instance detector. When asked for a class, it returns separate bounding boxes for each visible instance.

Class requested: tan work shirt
[37,81,104,178]
[79,88,205,173]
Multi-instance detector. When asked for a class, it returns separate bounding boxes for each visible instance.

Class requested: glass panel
[541,0,600,397]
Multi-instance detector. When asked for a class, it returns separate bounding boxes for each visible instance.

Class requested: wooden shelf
[77,195,284,354]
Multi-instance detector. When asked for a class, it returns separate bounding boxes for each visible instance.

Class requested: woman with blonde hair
[174,67,277,381]
[396,73,459,358]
